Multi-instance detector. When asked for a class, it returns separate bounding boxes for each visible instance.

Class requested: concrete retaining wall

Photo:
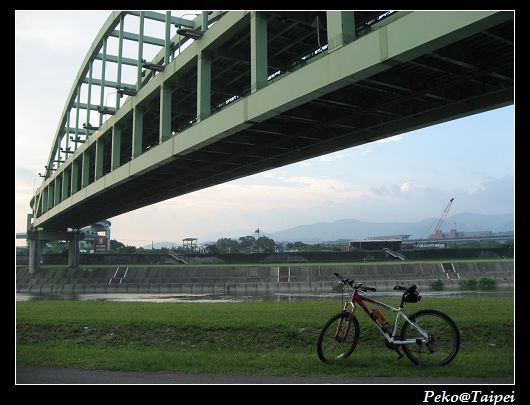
[16,261,514,295]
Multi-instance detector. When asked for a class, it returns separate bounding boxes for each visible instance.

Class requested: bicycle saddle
[393,284,417,293]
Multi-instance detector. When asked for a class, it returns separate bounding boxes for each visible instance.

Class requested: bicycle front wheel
[400,309,460,366]
[317,311,360,363]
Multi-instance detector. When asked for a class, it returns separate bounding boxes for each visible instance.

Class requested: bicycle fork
[334,303,356,342]
[334,310,353,342]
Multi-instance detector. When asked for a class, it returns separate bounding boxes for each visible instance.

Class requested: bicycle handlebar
[334,273,376,292]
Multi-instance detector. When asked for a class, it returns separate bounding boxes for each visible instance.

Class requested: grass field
[16,296,514,378]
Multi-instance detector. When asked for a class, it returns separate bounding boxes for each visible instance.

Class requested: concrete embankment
[16,261,514,295]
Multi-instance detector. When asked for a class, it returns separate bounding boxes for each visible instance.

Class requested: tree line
[108,237,348,254]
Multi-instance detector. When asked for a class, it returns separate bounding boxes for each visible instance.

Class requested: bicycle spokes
[401,310,460,366]
[317,312,360,362]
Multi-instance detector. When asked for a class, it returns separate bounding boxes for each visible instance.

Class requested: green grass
[16,296,514,378]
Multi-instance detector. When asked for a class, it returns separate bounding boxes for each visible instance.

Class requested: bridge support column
[326,11,356,51]
[28,235,42,275]
[250,11,268,93]
[67,231,81,269]
[105,226,111,251]
[197,51,211,122]
[132,107,143,157]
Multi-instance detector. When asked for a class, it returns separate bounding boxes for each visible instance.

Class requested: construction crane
[428,198,454,240]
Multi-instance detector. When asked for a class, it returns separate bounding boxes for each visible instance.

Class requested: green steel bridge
[26,11,513,272]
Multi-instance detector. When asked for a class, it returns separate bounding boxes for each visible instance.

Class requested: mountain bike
[316,272,460,366]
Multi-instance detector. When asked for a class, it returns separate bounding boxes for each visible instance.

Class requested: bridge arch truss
[30,10,513,231]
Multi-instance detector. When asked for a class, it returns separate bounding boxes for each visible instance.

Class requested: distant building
[349,239,402,251]
[433,229,493,239]
[366,234,410,241]
[80,220,111,252]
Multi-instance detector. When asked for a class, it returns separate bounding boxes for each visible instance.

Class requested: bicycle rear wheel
[317,311,360,363]
[400,309,460,366]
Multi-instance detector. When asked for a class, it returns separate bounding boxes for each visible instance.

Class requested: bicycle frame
[341,289,430,346]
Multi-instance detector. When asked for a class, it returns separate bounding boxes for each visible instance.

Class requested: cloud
[375,134,405,144]
[15,11,109,51]
[400,182,413,193]
[319,151,347,162]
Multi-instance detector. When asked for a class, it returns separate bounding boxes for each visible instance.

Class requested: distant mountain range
[143,212,513,247]
[269,212,514,243]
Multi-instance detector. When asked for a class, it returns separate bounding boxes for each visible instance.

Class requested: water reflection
[16,290,513,303]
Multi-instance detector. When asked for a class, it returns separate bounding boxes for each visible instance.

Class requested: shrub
[430,279,445,291]
[459,279,478,290]
[478,277,497,290]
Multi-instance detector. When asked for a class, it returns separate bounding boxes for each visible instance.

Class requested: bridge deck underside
[42,18,513,230]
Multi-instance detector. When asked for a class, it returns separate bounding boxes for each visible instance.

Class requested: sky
[15,10,515,246]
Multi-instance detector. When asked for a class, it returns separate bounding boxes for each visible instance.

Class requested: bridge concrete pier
[26,229,83,274]
[67,232,81,268]
[27,237,43,275]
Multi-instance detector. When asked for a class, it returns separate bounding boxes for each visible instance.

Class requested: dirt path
[15,365,514,385]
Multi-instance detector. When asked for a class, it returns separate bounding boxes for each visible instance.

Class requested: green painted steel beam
[42,188,48,213]
[99,39,107,126]
[132,108,143,158]
[137,12,145,92]
[159,83,172,143]
[82,77,136,91]
[116,15,124,111]
[81,150,90,188]
[95,53,138,67]
[66,127,88,135]
[111,125,121,171]
[65,110,70,153]
[197,51,211,122]
[61,169,70,202]
[326,11,356,51]
[95,138,104,180]
[48,185,54,212]
[53,178,61,207]
[70,159,79,195]
[250,12,268,93]
[41,10,211,184]
[86,61,93,134]
[73,103,117,114]
[110,30,165,47]
[202,11,209,32]
[43,11,125,181]
[33,11,513,228]
[164,11,171,65]
[127,10,195,28]
[74,87,81,147]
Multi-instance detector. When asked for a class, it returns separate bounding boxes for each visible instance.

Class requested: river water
[15,290,513,303]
